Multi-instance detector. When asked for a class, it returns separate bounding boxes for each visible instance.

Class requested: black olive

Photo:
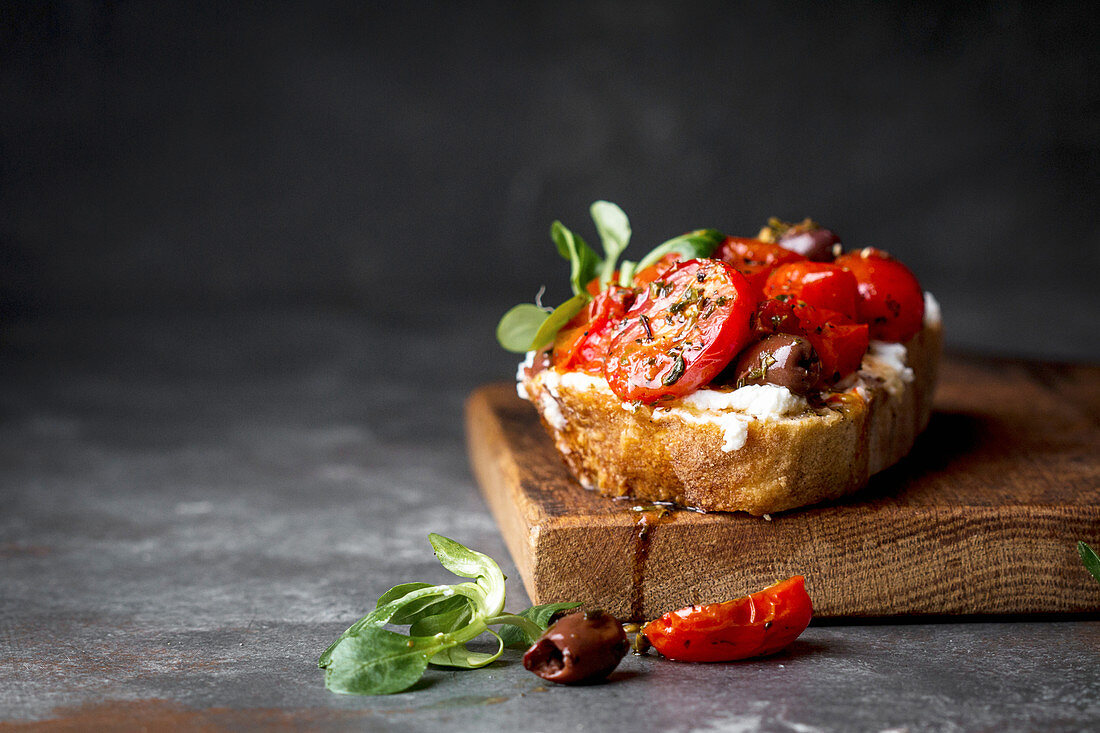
[778,227,841,262]
[733,334,822,396]
[522,610,629,685]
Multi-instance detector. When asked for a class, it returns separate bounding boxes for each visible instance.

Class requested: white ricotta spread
[679,383,807,417]
[654,407,750,452]
[538,378,566,430]
[530,368,807,453]
[516,351,536,400]
[923,291,941,328]
[862,340,914,397]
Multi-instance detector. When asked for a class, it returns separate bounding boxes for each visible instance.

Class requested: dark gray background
[2,0,1098,363]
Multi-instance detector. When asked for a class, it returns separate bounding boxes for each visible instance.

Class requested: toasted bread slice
[520,314,942,515]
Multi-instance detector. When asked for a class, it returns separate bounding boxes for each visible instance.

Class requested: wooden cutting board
[466,355,1100,619]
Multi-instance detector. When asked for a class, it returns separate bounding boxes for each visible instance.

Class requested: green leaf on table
[429,629,504,669]
[429,533,505,616]
[1079,541,1100,585]
[319,534,582,695]
[376,582,433,608]
[390,594,471,626]
[496,601,582,648]
[323,627,438,696]
[551,220,602,296]
[590,200,631,288]
[409,601,474,637]
[318,582,474,668]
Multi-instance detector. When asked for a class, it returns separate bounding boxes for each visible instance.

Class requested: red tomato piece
[715,236,806,267]
[632,253,683,289]
[763,262,860,320]
[835,248,925,342]
[642,576,813,663]
[714,237,805,303]
[552,286,635,374]
[604,259,754,403]
[793,304,870,385]
[751,298,869,386]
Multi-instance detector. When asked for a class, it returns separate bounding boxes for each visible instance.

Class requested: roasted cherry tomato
[604,258,754,403]
[834,248,924,342]
[715,236,807,268]
[714,237,805,302]
[751,298,869,386]
[763,262,860,320]
[552,285,635,373]
[632,253,683,289]
[642,576,813,662]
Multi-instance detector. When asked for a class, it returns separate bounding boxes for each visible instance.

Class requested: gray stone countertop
[2,307,1098,732]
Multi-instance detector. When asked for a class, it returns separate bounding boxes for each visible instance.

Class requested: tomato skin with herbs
[834,248,924,342]
[642,576,813,663]
[632,253,683,289]
[604,259,754,403]
[552,285,635,373]
[763,262,860,320]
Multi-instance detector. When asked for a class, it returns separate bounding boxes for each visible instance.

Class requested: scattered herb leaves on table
[318,534,580,695]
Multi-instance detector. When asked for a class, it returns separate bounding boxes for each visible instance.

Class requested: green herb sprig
[318,534,580,695]
[496,201,726,354]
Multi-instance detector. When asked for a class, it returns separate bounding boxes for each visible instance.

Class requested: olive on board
[522,610,629,685]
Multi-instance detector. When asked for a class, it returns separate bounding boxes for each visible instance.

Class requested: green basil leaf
[551,220,602,296]
[390,594,471,626]
[617,260,637,287]
[428,534,506,617]
[497,303,552,354]
[409,601,473,637]
[375,582,433,608]
[634,228,725,273]
[495,601,582,648]
[530,293,587,350]
[590,201,631,287]
[319,583,481,668]
[429,629,504,669]
[323,627,438,695]
[1079,541,1100,585]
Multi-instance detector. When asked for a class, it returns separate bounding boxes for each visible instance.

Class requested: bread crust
[521,320,942,515]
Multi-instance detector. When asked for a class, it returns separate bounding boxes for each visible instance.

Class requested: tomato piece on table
[552,285,635,373]
[642,576,813,663]
[834,248,925,342]
[605,259,754,403]
[763,262,860,320]
[714,237,805,303]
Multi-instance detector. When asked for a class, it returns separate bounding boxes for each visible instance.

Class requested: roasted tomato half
[834,248,924,342]
[552,285,635,373]
[604,258,754,403]
[642,576,813,663]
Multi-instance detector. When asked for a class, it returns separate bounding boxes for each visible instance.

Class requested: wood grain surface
[466,356,1100,620]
